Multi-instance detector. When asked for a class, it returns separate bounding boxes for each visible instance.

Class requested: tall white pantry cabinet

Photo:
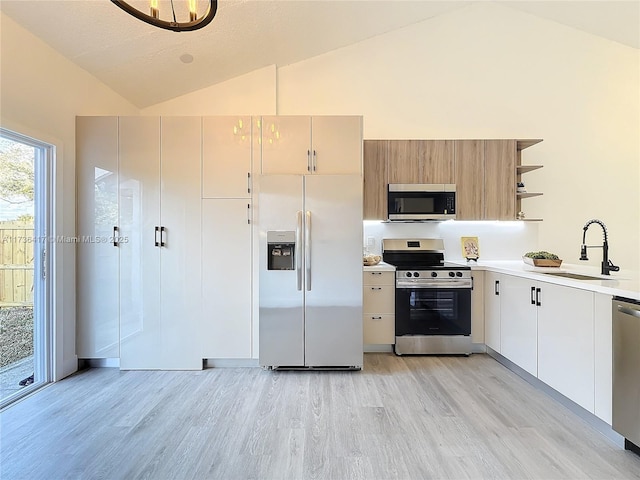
[76,116,209,368]
[118,116,202,369]
[201,116,253,359]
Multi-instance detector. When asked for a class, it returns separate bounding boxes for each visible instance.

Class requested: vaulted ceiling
[1,1,638,108]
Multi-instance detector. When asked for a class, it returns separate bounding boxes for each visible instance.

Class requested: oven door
[395,286,471,336]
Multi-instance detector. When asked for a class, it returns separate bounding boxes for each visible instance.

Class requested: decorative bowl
[363,254,381,266]
[522,256,563,267]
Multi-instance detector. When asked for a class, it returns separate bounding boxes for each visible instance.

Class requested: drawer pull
[371,316,382,320]
[370,272,382,275]
[371,287,382,290]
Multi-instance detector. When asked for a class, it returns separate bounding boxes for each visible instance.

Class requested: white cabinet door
[471,271,484,344]
[484,271,502,352]
[76,116,119,358]
[260,116,311,174]
[158,116,202,369]
[311,116,362,175]
[119,116,202,370]
[202,116,251,198]
[500,275,538,376]
[538,282,595,412]
[201,199,252,358]
[594,293,613,424]
[118,116,162,369]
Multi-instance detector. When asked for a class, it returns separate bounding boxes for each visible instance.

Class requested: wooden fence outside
[0,221,35,306]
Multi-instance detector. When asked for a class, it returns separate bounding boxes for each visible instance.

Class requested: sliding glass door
[0,128,52,407]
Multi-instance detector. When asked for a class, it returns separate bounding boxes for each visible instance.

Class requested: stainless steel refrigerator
[258,175,363,369]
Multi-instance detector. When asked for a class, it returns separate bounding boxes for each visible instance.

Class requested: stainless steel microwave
[387,184,456,221]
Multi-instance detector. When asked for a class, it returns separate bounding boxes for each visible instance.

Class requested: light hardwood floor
[1,353,639,479]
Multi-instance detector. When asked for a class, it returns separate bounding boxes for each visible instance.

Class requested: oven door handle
[396,280,472,289]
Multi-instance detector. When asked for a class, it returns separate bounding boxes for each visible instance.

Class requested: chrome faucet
[580,219,619,275]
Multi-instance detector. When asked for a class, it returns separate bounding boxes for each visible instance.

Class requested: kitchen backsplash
[363,221,539,261]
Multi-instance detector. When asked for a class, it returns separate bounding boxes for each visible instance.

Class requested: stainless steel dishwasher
[612,296,640,455]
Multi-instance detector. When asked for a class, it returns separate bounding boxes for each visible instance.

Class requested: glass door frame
[0,128,54,409]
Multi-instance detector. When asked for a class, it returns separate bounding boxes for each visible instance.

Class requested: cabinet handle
[371,287,382,291]
[154,226,160,247]
[530,286,536,305]
[160,226,166,247]
[247,172,251,194]
[536,287,541,306]
[371,316,382,320]
[371,272,382,275]
[494,280,500,295]
[113,226,119,247]
[307,150,311,172]
[312,150,317,172]
[247,203,251,224]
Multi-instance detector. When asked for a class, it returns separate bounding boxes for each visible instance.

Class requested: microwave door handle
[296,211,303,291]
[305,211,311,291]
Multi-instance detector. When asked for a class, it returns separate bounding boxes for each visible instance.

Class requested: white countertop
[464,260,640,301]
[363,261,396,272]
[363,258,639,300]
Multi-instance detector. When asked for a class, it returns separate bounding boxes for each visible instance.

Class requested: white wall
[0,13,138,380]
[277,2,640,274]
[142,65,277,115]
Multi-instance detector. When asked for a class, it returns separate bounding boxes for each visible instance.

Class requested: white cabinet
[76,116,119,358]
[260,116,362,175]
[489,271,608,418]
[202,116,252,198]
[362,270,395,344]
[471,271,484,344]
[118,116,202,370]
[537,284,595,412]
[594,293,613,423]
[201,116,253,359]
[484,271,502,353]
[201,199,252,358]
[500,275,538,376]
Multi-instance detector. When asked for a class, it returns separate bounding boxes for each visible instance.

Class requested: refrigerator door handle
[296,211,303,291]
[305,210,312,291]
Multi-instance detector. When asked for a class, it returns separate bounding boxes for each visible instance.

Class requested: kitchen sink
[541,272,615,281]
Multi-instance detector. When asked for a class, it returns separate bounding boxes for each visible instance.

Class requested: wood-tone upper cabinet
[485,140,516,220]
[202,116,251,198]
[455,140,484,220]
[387,140,454,184]
[260,116,362,175]
[456,139,517,221]
[363,140,388,220]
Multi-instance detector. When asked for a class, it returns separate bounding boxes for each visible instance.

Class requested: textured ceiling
[1,1,638,108]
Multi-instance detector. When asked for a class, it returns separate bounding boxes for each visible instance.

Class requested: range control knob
[413,272,420,277]
[449,271,456,277]
[405,272,412,277]
[456,271,463,277]
[431,272,438,278]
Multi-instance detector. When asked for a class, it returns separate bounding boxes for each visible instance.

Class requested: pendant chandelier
[111,0,218,32]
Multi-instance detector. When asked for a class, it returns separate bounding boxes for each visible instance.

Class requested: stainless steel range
[382,238,472,355]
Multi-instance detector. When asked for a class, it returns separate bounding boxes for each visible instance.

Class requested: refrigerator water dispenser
[267,231,296,270]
